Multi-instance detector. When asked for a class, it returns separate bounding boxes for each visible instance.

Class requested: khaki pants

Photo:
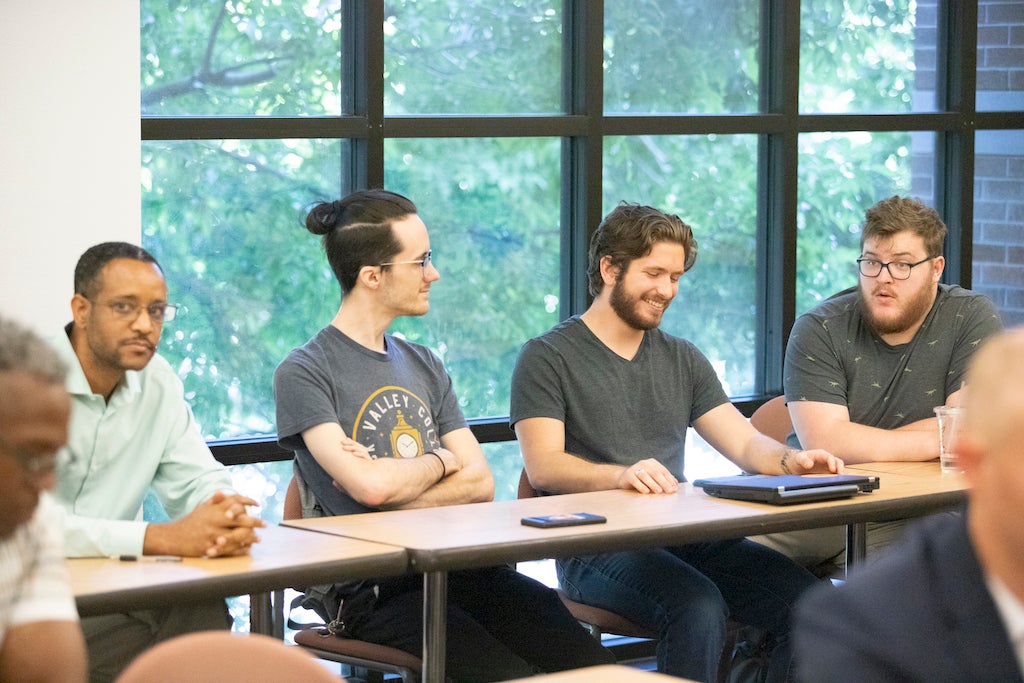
[82,600,231,683]
[750,519,911,577]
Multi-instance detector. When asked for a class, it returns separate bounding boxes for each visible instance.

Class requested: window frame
[140,0,1023,465]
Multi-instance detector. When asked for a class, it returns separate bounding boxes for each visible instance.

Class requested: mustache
[121,337,156,351]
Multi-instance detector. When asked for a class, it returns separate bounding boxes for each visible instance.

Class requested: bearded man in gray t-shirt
[511,202,843,682]
[754,196,1002,570]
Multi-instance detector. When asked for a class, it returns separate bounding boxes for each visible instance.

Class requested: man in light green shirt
[52,327,249,557]
[52,242,265,682]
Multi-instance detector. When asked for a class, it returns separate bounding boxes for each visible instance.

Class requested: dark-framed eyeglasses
[379,250,433,277]
[91,299,179,323]
[0,434,61,483]
[856,256,934,280]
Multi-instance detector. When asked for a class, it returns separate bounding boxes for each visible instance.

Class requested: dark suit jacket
[794,510,1022,682]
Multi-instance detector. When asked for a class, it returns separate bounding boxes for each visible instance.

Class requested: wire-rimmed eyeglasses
[379,250,433,277]
[856,256,934,280]
[91,299,179,323]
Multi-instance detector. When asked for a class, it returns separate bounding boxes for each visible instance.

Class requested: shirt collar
[984,572,1024,677]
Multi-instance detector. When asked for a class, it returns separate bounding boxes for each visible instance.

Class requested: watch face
[395,432,420,458]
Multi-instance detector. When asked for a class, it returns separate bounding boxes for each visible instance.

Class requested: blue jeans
[557,538,818,682]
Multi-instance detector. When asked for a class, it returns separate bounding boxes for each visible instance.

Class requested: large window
[141,1,1023,504]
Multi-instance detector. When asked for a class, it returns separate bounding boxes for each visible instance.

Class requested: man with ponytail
[275,189,613,681]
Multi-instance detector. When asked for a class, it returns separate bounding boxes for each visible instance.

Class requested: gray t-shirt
[274,325,468,516]
[784,284,1001,445]
[510,316,729,483]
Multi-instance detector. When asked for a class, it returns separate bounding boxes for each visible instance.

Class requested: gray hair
[0,315,67,384]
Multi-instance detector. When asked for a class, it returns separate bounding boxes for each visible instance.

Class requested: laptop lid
[692,474,880,505]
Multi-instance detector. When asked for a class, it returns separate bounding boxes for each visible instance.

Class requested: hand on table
[145,491,265,558]
[620,458,678,494]
[781,449,845,475]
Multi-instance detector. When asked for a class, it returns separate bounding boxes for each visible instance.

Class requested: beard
[859,280,937,337]
[609,276,668,331]
[86,327,156,373]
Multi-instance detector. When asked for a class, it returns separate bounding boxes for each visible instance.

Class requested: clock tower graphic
[352,386,437,459]
[389,410,424,458]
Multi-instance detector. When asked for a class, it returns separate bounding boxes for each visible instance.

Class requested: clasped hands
[146,491,266,558]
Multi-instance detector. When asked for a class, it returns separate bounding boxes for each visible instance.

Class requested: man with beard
[794,326,1024,682]
[511,202,843,682]
[753,196,1002,573]
[52,242,265,681]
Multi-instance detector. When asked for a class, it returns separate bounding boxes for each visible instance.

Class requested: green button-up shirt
[52,326,232,557]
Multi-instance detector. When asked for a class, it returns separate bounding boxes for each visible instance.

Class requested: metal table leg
[845,522,867,577]
[422,570,448,682]
[250,592,272,635]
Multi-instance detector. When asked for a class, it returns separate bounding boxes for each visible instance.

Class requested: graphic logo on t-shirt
[352,386,437,458]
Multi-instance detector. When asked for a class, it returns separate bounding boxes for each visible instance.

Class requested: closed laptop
[692,474,880,505]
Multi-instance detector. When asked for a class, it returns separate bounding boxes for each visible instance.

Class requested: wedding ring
[635,467,645,476]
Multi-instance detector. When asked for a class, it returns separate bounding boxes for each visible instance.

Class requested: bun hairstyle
[305,201,343,236]
[306,189,417,294]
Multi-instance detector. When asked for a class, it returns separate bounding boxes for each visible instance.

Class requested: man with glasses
[754,196,1002,572]
[0,315,86,683]
[795,326,1024,682]
[275,189,614,680]
[52,242,265,681]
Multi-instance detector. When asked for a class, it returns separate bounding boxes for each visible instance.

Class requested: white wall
[0,2,139,335]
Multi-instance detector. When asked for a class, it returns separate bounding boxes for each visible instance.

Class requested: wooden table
[70,524,408,635]
[284,461,967,682]
[842,460,967,563]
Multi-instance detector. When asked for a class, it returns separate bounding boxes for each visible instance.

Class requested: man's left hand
[781,449,844,475]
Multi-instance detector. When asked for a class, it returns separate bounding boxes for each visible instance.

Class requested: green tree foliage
[140,0,919,494]
[384,1,562,114]
[604,0,759,114]
[141,0,342,116]
[604,134,760,395]
[796,0,918,313]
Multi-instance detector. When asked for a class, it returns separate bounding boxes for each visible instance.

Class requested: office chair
[516,469,658,641]
[517,469,750,683]
[284,476,422,683]
[749,395,792,443]
[114,631,341,683]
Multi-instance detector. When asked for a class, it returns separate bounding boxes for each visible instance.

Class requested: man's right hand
[429,446,463,479]
[619,458,678,494]
[143,491,265,558]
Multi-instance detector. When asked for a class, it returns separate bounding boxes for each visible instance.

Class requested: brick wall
[973,0,1024,327]
[914,0,1023,327]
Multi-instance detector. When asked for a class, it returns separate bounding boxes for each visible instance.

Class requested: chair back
[114,631,341,683]
[284,476,302,520]
[749,395,793,444]
[517,468,539,499]
[283,474,423,681]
